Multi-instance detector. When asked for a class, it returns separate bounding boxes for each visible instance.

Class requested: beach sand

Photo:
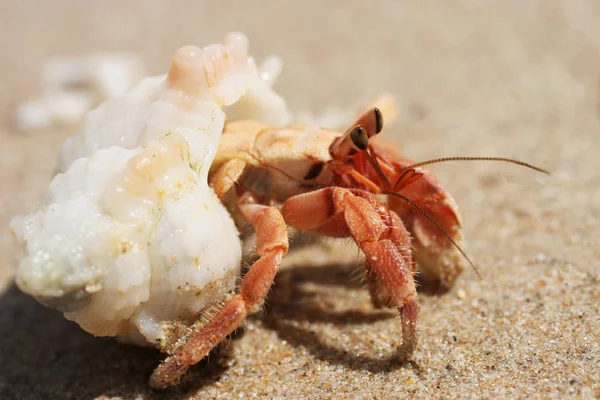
[1,1,598,399]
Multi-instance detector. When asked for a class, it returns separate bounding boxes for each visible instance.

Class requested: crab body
[152,98,546,388]
[148,106,470,388]
[212,122,339,200]
[212,117,466,287]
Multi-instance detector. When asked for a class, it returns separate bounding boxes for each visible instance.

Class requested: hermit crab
[149,107,547,388]
[10,32,548,390]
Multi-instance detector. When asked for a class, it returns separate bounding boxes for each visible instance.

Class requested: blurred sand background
[1,1,599,399]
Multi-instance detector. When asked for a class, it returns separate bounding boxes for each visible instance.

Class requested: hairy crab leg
[149,204,289,389]
[281,187,419,359]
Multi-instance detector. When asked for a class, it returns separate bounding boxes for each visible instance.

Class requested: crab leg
[149,203,289,389]
[209,158,247,199]
[281,187,419,359]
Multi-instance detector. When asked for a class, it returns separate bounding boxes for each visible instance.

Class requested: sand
[1,1,599,399]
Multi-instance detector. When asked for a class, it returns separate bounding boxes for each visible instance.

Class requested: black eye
[304,162,324,180]
[349,126,369,150]
[374,107,383,133]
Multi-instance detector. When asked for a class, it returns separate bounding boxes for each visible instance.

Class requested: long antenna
[400,157,550,175]
[383,191,482,280]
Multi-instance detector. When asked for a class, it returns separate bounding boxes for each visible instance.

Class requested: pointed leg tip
[398,297,419,360]
[149,355,190,390]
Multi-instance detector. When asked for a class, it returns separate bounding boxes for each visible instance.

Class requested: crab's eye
[374,107,383,134]
[350,126,369,151]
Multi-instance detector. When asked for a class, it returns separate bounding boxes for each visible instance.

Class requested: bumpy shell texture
[10,32,289,349]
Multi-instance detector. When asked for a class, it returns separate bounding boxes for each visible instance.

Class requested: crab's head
[328,107,467,289]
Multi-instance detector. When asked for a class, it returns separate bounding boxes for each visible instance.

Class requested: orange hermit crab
[150,107,547,388]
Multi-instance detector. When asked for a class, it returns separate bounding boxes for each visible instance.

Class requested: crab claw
[369,143,467,289]
[388,169,466,289]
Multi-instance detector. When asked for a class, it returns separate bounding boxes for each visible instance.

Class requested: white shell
[224,55,292,125]
[9,32,290,349]
[58,32,255,177]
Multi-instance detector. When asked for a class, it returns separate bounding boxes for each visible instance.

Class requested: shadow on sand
[0,257,446,398]
[0,284,234,400]
[259,262,426,375]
